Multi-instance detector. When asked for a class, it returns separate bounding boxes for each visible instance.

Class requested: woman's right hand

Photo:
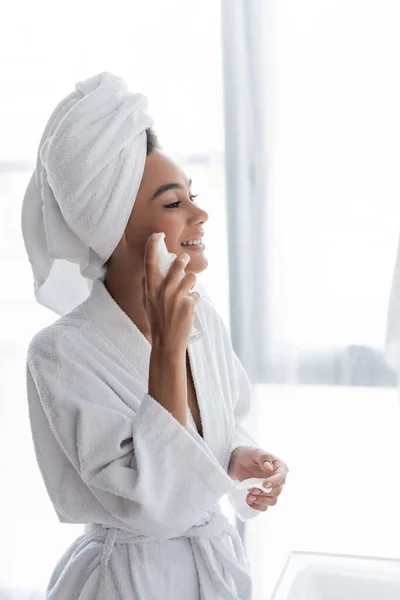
[142,232,200,352]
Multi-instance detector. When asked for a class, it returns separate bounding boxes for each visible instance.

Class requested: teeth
[181,239,202,246]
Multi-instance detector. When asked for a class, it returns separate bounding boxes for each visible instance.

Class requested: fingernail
[150,233,159,240]
[181,253,190,262]
[253,490,261,495]
[248,495,257,502]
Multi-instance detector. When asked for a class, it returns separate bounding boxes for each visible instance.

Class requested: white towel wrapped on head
[21,71,154,316]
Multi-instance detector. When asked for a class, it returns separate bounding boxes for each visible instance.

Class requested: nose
[188,204,208,226]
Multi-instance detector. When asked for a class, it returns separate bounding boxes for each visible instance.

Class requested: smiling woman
[20,71,263,600]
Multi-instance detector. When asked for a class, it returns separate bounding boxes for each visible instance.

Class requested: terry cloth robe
[26,279,262,600]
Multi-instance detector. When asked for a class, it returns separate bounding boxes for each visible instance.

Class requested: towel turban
[21,71,154,316]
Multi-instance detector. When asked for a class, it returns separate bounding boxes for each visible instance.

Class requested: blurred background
[1,1,400,598]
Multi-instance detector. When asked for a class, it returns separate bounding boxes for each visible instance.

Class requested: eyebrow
[150,178,192,201]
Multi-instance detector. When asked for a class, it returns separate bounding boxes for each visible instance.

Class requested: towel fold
[21,71,154,316]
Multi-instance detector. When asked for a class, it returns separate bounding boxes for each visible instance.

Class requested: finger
[250,495,278,508]
[246,495,269,511]
[269,455,289,474]
[249,484,284,498]
[264,461,288,482]
[259,461,274,474]
[261,455,274,469]
[270,484,284,497]
[247,490,277,504]
[271,457,289,476]
[262,470,286,489]
[164,252,192,288]
[177,271,197,295]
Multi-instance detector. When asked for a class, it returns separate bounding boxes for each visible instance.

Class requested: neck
[104,262,151,338]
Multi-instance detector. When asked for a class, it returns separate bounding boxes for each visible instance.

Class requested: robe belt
[84,505,252,599]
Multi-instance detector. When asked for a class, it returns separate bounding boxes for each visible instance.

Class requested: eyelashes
[164,194,199,209]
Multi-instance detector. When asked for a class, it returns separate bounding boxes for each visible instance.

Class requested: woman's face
[125,149,209,274]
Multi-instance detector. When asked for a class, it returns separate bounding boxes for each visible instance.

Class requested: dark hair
[104,127,159,270]
[146,127,159,155]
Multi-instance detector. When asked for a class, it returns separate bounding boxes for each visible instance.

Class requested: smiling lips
[180,232,205,248]
[180,238,205,253]
[180,241,205,252]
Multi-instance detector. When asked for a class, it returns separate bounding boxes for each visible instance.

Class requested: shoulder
[26,310,93,375]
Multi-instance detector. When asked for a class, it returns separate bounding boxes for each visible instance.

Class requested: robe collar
[80,278,209,447]
[82,278,152,374]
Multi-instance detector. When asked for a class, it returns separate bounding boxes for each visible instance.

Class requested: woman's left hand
[228,446,289,511]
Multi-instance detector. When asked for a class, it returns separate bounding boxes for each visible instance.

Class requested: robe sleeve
[27,329,235,539]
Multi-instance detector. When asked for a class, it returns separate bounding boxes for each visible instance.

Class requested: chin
[184,253,208,274]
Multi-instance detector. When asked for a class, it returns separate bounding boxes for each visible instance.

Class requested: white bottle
[156,233,204,345]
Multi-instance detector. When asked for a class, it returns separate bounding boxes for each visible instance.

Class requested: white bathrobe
[26,279,262,600]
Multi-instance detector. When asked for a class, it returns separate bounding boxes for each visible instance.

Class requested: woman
[22,72,288,599]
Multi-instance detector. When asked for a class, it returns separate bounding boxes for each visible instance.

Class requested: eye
[164,194,199,209]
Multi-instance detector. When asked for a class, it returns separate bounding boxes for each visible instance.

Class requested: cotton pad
[234,477,273,493]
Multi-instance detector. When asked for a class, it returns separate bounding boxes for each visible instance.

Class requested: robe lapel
[82,279,229,466]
